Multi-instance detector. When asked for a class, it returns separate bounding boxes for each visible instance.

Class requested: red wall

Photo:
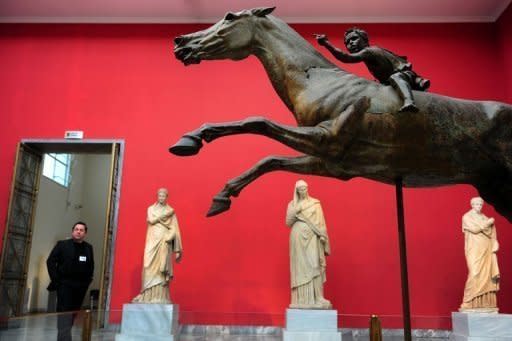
[1,17,511,329]
[498,4,512,100]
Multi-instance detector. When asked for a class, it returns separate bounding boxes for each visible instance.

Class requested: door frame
[1,138,124,325]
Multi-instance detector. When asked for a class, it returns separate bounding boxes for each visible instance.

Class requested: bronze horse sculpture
[171,7,512,221]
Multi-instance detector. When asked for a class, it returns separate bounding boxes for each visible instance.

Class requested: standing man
[47,222,94,341]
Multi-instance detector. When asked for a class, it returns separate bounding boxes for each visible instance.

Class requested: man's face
[345,32,366,53]
[71,224,87,243]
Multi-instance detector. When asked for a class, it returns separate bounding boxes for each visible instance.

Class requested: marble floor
[0,331,453,341]
[0,328,451,341]
[0,316,451,340]
[0,331,452,341]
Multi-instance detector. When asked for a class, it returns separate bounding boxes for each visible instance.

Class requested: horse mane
[265,15,340,70]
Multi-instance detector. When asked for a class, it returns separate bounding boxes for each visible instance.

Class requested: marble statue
[132,188,183,304]
[459,197,499,312]
[285,180,332,309]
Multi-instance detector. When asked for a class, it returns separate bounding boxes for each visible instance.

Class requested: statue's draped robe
[460,210,499,310]
[133,203,183,303]
[286,195,331,307]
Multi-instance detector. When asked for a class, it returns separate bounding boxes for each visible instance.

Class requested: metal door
[97,142,121,326]
[0,144,42,317]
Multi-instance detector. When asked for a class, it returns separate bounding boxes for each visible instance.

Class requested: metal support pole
[369,315,383,341]
[395,177,412,341]
[82,309,92,341]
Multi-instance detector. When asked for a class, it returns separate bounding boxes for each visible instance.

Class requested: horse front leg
[169,97,370,160]
[206,155,329,216]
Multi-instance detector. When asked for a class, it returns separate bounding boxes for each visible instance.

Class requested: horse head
[174,7,275,65]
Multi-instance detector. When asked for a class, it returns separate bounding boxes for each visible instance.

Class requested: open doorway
[0,139,123,326]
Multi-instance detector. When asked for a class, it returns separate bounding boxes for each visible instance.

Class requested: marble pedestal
[115,303,179,341]
[283,309,348,341]
[451,312,512,341]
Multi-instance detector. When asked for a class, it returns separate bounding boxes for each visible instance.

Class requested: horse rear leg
[206,155,329,216]
[170,97,370,160]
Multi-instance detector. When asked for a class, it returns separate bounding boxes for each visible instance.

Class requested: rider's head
[344,27,369,53]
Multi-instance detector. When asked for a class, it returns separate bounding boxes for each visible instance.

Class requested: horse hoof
[206,196,231,217]
[169,135,203,156]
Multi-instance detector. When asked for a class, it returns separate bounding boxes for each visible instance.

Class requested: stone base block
[115,303,179,341]
[115,332,176,341]
[283,309,342,341]
[283,330,346,341]
[450,336,512,340]
[451,312,512,341]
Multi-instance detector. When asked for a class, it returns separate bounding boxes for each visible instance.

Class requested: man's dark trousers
[56,283,88,341]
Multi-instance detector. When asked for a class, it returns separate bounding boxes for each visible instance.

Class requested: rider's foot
[399,102,419,113]
[418,78,430,91]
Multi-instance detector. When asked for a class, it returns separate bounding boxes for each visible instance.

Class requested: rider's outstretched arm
[320,40,365,63]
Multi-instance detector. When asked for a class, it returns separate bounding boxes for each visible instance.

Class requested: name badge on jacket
[79,256,87,262]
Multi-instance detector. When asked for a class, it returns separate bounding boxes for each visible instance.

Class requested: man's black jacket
[46,239,94,290]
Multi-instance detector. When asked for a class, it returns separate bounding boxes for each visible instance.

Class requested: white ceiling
[0,0,510,23]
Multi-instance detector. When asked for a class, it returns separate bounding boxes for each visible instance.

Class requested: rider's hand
[314,34,328,45]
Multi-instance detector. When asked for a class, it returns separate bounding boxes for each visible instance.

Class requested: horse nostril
[174,36,185,46]
[174,47,191,60]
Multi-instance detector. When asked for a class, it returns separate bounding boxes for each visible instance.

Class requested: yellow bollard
[369,315,382,341]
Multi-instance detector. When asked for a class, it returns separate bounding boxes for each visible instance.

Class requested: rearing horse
[172,7,512,221]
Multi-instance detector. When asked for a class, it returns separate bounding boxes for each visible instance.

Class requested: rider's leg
[389,72,418,113]
[414,76,430,91]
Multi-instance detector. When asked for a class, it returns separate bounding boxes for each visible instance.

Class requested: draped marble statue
[132,188,183,304]
[285,180,332,309]
[459,197,499,312]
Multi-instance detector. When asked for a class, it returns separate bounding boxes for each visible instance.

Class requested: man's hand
[47,281,59,292]
[314,34,329,46]
[175,251,182,263]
